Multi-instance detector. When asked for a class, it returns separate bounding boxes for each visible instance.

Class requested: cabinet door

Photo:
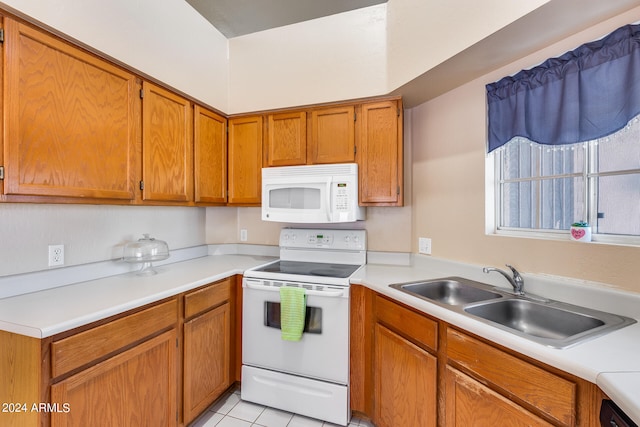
[310,106,355,164]
[358,100,403,206]
[444,366,553,427]
[265,112,307,166]
[374,324,437,427]
[183,303,231,424]
[142,81,193,203]
[228,116,263,205]
[51,330,177,427]
[3,18,138,200]
[194,106,226,204]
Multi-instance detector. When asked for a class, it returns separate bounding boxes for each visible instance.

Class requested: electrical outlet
[48,244,65,267]
[418,237,432,255]
[240,229,248,242]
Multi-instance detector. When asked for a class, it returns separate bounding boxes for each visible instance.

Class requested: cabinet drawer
[375,295,438,351]
[52,299,178,378]
[446,328,576,426]
[184,278,231,319]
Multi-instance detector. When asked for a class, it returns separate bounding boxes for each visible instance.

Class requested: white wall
[227,5,388,113]
[0,204,205,277]
[227,0,552,113]
[384,0,550,90]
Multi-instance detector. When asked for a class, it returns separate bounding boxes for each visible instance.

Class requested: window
[494,118,640,241]
[487,23,640,244]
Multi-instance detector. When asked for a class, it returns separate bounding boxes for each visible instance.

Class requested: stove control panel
[280,228,366,251]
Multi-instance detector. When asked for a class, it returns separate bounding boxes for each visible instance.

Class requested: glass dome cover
[123,234,170,275]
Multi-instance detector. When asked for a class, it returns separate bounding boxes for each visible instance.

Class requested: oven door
[242,278,350,384]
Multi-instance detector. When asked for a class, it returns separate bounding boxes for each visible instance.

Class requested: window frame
[490,138,640,246]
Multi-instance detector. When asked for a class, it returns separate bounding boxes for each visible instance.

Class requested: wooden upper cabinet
[265,111,307,166]
[358,99,403,206]
[3,18,138,201]
[141,81,193,203]
[228,116,263,205]
[194,106,227,204]
[310,106,355,164]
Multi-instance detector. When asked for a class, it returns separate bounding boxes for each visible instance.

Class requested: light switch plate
[418,237,432,255]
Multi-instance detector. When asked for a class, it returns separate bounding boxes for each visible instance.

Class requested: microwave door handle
[245,282,344,298]
[326,177,332,221]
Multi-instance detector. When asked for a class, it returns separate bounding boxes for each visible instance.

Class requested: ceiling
[185,0,388,38]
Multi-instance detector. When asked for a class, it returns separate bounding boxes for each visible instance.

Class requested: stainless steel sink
[390,277,636,348]
[390,277,502,305]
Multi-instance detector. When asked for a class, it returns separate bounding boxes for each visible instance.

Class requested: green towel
[279,286,307,341]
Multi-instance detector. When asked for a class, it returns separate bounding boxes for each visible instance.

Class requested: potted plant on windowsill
[570,222,592,242]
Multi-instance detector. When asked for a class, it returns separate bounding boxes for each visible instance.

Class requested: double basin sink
[390,277,636,348]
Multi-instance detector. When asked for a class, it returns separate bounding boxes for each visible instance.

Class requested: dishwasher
[600,400,638,427]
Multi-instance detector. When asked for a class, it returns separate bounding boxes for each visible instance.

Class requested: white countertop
[0,254,274,338]
[0,251,638,423]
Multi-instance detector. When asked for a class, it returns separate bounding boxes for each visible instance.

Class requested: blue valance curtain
[486,23,640,152]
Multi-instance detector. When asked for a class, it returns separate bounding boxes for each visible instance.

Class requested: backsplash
[0,204,205,277]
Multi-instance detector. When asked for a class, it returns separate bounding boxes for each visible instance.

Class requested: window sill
[491,228,640,248]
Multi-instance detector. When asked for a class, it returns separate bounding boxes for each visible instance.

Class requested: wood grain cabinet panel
[184,278,231,319]
[194,106,227,204]
[446,327,577,426]
[141,81,193,203]
[228,115,263,205]
[310,106,355,164]
[358,100,403,206]
[3,18,138,200]
[374,324,437,427]
[375,294,437,351]
[444,365,553,427]
[183,302,231,425]
[51,299,178,378]
[265,112,307,166]
[51,330,177,427]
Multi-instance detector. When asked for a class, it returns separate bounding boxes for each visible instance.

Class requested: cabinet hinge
[0,29,4,44]
[354,112,357,122]
[139,180,144,190]
[397,107,401,117]
[0,166,4,180]
[397,186,400,195]
[139,89,144,99]
[354,145,357,155]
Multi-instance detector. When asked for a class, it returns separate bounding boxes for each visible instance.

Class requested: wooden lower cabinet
[374,324,437,427]
[444,365,553,427]
[350,286,602,427]
[51,330,177,427]
[183,279,232,425]
[0,277,239,427]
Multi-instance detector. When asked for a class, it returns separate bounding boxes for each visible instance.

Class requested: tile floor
[189,388,374,427]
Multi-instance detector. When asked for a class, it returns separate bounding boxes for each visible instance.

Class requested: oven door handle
[245,282,345,298]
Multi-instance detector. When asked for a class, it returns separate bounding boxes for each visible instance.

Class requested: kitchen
[1,0,640,426]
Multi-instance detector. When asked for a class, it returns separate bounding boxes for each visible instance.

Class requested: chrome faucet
[483,264,525,296]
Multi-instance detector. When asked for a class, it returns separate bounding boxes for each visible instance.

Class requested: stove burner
[253,260,360,279]
[309,268,346,277]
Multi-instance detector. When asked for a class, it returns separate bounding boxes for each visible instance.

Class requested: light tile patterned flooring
[189,388,374,427]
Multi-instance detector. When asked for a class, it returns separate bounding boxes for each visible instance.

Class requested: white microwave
[262,163,365,223]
